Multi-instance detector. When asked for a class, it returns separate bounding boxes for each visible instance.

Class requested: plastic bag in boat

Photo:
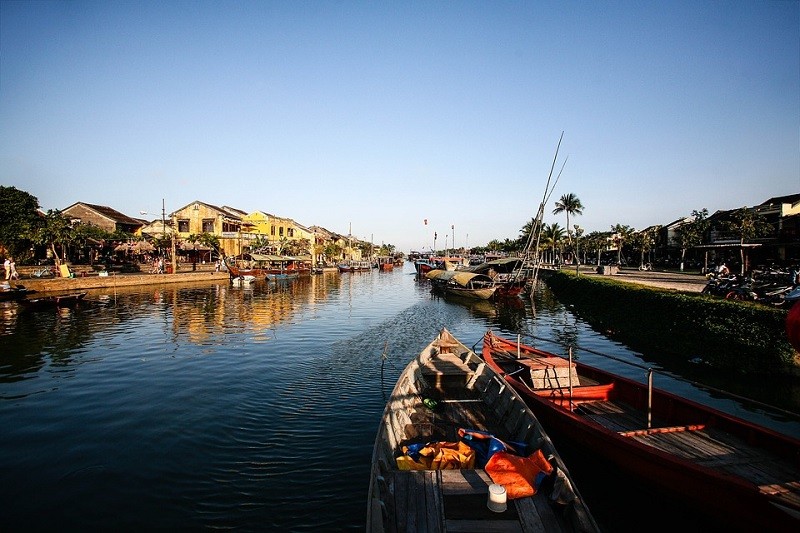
[457,428,530,465]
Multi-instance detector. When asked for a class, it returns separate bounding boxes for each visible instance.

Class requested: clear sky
[1,1,798,252]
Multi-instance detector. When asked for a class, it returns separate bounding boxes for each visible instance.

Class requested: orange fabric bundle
[484,448,553,499]
[396,441,476,470]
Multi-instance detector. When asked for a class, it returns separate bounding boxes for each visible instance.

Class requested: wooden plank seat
[513,357,580,389]
[420,352,475,392]
[531,383,615,405]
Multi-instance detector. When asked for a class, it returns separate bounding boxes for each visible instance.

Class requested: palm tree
[541,223,565,264]
[553,193,584,246]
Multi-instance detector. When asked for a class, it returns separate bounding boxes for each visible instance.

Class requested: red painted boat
[482,331,800,531]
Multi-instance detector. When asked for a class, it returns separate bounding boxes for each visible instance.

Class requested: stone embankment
[11,268,229,294]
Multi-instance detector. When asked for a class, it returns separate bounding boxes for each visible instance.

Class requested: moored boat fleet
[368,328,800,532]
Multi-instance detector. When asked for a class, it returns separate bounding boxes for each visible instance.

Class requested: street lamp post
[574,225,584,275]
[171,214,177,274]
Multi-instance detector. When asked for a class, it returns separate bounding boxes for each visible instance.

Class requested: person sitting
[717,263,730,277]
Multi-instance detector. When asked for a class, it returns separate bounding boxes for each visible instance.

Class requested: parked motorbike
[702,274,745,297]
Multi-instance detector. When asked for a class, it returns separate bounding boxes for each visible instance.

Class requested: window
[222,221,240,233]
[288,228,294,237]
[178,219,189,233]
[279,227,284,237]
[202,219,214,233]
[271,225,276,236]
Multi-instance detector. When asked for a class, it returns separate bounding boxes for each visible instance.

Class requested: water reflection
[0,266,797,532]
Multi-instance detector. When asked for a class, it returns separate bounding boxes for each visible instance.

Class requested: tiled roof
[65,202,142,225]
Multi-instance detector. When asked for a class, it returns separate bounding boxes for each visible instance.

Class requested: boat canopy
[471,257,522,274]
[426,269,493,287]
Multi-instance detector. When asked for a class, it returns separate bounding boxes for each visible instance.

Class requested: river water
[1,264,798,531]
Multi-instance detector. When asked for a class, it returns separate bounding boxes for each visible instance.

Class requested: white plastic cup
[487,483,507,512]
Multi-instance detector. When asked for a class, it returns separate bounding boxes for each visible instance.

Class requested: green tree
[487,239,503,252]
[72,223,111,265]
[187,233,221,260]
[283,238,311,256]
[324,243,342,261]
[0,186,40,260]
[553,193,584,246]
[32,210,73,265]
[631,226,661,268]
[610,224,634,265]
[721,207,774,274]
[674,209,709,271]
[541,223,565,263]
[584,231,610,265]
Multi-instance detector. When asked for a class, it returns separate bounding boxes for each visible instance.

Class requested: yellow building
[170,201,247,258]
[241,211,314,256]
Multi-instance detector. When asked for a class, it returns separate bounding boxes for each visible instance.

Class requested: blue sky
[1,1,798,252]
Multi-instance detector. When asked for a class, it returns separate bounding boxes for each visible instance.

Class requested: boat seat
[533,383,615,404]
[421,353,475,392]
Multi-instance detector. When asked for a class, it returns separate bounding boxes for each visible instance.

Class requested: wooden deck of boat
[577,399,800,512]
[385,468,569,533]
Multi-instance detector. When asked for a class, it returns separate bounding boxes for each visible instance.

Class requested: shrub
[544,271,795,371]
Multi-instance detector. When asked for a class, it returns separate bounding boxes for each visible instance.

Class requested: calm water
[1,264,798,531]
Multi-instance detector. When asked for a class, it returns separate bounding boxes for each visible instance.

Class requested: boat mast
[516,132,567,287]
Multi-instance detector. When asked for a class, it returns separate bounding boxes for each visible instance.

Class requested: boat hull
[482,332,800,531]
[367,328,598,532]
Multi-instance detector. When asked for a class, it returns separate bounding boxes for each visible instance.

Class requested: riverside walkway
[573,266,709,293]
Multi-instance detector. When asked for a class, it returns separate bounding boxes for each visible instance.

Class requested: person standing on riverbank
[3,257,9,280]
[9,259,18,280]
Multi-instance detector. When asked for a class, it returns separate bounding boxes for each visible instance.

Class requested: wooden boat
[425,269,498,300]
[225,254,310,280]
[376,257,394,272]
[20,292,87,308]
[0,283,34,302]
[481,331,800,531]
[230,275,256,286]
[337,260,372,273]
[468,257,530,298]
[367,328,598,532]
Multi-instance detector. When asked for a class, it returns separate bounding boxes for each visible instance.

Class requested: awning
[426,269,493,287]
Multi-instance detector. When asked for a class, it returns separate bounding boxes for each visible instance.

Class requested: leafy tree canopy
[0,186,40,258]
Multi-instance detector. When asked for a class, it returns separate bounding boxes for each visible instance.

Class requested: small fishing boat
[481,330,800,531]
[375,257,394,272]
[337,260,372,273]
[367,328,598,532]
[20,292,87,308]
[425,269,499,300]
[0,282,34,302]
[468,257,530,298]
[225,254,310,280]
[230,275,256,286]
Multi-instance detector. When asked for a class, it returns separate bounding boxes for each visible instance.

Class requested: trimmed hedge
[544,271,796,371]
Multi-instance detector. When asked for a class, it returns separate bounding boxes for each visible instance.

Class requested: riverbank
[544,270,796,372]
[11,270,230,294]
